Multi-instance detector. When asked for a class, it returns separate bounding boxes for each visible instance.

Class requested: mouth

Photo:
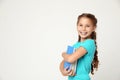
[80,32,87,35]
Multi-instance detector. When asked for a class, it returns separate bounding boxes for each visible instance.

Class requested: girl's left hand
[62,68,75,76]
[67,69,75,76]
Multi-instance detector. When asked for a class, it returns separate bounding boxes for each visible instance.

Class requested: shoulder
[73,42,81,49]
[72,39,96,49]
[82,39,95,45]
[80,39,96,52]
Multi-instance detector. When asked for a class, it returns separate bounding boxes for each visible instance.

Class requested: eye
[79,24,82,26]
[86,25,90,27]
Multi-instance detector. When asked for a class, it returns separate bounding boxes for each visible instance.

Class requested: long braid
[78,35,81,42]
[91,31,99,74]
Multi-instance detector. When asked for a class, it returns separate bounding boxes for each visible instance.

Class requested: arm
[59,60,67,76]
[62,47,87,63]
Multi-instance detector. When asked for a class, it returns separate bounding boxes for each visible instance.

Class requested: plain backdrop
[0,0,120,80]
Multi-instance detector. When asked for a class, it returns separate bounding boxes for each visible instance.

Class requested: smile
[80,32,87,35]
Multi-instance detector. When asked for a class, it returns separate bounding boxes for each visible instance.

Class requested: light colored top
[68,39,96,80]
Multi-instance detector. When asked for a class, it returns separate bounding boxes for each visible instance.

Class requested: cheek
[77,26,81,30]
[87,27,94,32]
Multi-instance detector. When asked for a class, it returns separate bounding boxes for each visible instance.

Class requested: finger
[65,67,70,71]
[62,68,69,76]
[67,70,73,76]
[71,70,75,76]
[71,71,75,76]
[64,68,71,74]
[68,69,75,76]
[66,69,71,74]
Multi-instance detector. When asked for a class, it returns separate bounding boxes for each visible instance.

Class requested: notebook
[64,45,77,73]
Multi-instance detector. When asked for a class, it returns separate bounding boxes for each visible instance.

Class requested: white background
[0,0,120,80]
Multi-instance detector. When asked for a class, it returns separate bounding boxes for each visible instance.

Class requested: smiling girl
[60,13,99,80]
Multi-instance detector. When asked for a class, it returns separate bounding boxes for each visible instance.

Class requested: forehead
[78,17,93,24]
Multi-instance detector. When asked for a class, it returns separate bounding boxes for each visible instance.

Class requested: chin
[80,36,87,38]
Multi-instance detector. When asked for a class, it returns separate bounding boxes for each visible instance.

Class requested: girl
[59,13,99,80]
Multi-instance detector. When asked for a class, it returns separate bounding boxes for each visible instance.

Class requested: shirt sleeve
[80,39,96,55]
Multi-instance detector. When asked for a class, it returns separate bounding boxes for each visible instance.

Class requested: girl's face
[77,17,96,41]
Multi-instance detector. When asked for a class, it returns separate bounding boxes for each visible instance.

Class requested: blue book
[64,46,77,73]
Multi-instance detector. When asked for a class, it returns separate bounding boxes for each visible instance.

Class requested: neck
[80,38,85,42]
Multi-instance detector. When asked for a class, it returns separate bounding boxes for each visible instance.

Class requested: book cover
[64,46,77,73]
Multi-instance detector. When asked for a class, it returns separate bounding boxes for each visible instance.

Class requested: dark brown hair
[77,13,99,75]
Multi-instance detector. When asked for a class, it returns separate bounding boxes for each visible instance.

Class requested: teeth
[80,32,87,35]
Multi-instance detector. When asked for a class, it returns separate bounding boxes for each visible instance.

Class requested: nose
[82,26,86,31]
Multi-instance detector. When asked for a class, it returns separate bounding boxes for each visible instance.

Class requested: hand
[67,69,75,76]
[62,52,66,58]
[62,68,75,76]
